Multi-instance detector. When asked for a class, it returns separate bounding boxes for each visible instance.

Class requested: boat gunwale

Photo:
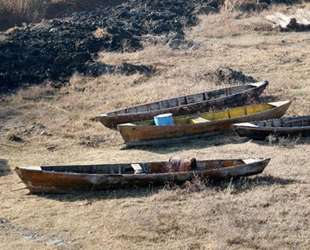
[117,100,291,129]
[97,81,268,118]
[15,158,270,177]
[233,115,310,130]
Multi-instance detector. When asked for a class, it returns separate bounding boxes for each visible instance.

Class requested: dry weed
[16,85,56,101]
[1,5,310,250]
[278,135,301,149]
[93,27,111,39]
[0,0,125,31]
[223,0,259,12]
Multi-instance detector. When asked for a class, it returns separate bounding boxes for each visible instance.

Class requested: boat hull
[97,82,268,128]
[118,101,291,147]
[233,116,310,140]
[15,158,270,194]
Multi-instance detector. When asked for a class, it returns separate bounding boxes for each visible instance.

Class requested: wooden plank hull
[97,82,268,129]
[15,158,270,194]
[233,115,310,140]
[118,101,291,147]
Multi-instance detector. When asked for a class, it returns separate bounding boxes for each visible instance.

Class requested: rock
[45,238,66,247]
[72,52,91,63]
[195,6,219,15]
[7,133,23,142]
[115,62,155,76]
[205,67,256,85]
[168,36,185,50]
[0,217,9,224]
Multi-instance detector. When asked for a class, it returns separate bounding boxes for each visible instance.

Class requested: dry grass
[0,0,125,31]
[1,5,310,250]
[0,0,48,31]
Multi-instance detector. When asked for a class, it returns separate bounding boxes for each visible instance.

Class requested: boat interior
[26,159,252,175]
[134,103,276,126]
[250,116,310,128]
[107,84,259,116]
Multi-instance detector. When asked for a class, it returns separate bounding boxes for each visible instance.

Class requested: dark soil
[0,0,303,93]
[0,0,208,93]
[205,67,256,85]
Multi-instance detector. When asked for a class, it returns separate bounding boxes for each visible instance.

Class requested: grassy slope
[1,5,310,250]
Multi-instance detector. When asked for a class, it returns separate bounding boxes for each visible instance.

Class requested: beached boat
[117,101,291,147]
[96,81,268,128]
[15,158,270,194]
[233,115,310,140]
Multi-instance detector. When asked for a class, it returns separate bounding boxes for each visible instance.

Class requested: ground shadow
[124,131,251,154]
[0,159,12,177]
[250,136,310,148]
[207,175,298,192]
[175,174,299,195]
[38,186,163,202]
[256,94,281,103]
[35,174,297,202]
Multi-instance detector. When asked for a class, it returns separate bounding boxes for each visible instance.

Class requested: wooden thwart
[131,164,143,174]
[191,117,211,124]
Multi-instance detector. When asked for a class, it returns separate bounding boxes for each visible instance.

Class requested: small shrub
[93,28,111,39]
[223,0,263,12]
[278,135,301,149]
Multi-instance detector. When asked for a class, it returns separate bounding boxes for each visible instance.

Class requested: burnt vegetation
[0,0,304,93]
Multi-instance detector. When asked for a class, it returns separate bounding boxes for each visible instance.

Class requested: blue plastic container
[154,113,173,126]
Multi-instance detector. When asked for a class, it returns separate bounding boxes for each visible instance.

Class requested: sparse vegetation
[1,2,310,250]
[0,0,125,31]
[0,0,48,31]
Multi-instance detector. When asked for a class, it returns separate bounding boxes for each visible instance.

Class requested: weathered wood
[119,131,228,149]
[96,81,268,129]
[117,101,291,147]
[233,115,310,140]
[15,158,270,194]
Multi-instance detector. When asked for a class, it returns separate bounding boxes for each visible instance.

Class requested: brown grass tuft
[93,27,112,39]
[223,0,258,12]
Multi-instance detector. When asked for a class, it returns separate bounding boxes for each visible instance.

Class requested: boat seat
[191,117,211,124]
[131,164,143,174]
[122,123,135,126]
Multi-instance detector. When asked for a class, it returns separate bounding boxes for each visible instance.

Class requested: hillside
[1,1,310,250]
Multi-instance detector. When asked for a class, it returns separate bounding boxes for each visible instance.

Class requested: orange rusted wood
[96,82,268,128]
[15,158,270,194]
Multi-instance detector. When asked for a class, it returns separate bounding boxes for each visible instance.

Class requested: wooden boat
[232,115,310,140]
[96,81,268,128]
[15,158,270,194]
[117,100,291,147]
